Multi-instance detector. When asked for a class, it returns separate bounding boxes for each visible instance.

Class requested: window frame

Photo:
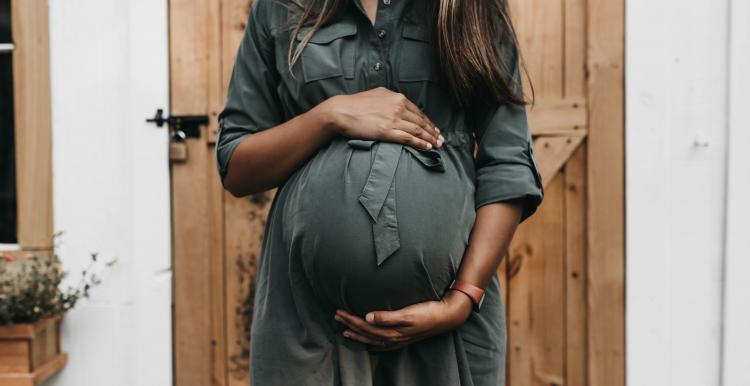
[1,0,53,254]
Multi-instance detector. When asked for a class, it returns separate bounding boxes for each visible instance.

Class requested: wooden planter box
[0,315,67,386]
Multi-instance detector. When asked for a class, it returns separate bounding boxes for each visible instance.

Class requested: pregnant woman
[215,0,543,384]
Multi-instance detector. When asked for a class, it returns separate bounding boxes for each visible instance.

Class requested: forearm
[222,103,338,197]
[455,199,524,291]
[222,87,442,197]
[335,198,527,347]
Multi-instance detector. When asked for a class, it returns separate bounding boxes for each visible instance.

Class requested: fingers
[400,109,439,144]
[342,329,409,351]
[335,310,408,344]
[342,329,389,348]
[401,97,438,135]
[366,310,413,327]
[382,125,433,151]
[401,99,444,148]
[391,121,438,150]
[335,308,432,351]
[337,315,387,342]
[389,92,444,149]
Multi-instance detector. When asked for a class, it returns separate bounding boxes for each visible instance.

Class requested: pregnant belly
[280,136,476,316]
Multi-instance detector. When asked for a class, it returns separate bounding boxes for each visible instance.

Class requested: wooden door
[168,0,625,385]
[503,0,625,385]
[170,1,267,385]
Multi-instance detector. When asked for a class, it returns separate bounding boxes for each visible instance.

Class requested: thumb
[366,310,407,327]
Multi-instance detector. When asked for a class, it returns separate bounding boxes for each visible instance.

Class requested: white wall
[38,0,750,384]
[47,1,172,385]
[627,0,750,385]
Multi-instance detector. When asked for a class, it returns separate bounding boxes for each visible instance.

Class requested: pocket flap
[403,146,446,172]
[401,24,431,42]
[296,21,358,44]
[398,23,439,83]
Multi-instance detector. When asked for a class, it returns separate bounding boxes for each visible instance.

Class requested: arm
[446,199,524,312]
[223,90,443,197]
[218,3,441,197]
[217,0,335,197]
[222,106,337,197]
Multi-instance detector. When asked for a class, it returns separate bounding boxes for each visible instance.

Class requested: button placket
[353,0,402,88]
[372,0,393,87]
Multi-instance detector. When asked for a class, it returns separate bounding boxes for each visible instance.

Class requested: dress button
[383,0,391,5]
[374,62,383,71]
[377,29,387,39]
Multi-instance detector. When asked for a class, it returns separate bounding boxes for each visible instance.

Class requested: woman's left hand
[334,289,474,351]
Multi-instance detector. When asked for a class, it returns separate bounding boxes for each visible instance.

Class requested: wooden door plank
[528,98,588,135]
[209,141,228,386]
[564,0,587,99]
[220,0,250,80]
[170,0,217,384]
[204,0,224,147]
[508,175,566,386]
[532,135,585,188]
[564,145,588,386]
[586,0,626,383]
[510,0,565,99]
[223,191,273,386]
[205,0,227,384]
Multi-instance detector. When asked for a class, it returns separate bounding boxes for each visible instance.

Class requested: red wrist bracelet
[449,280,485,312]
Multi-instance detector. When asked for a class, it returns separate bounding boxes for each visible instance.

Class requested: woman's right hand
[317,87,444,150]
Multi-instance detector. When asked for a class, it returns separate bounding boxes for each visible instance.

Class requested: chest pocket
[296,21,358,83]
[398,24,441,84]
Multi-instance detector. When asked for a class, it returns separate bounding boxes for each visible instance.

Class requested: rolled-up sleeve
[215,0,284,187]
[472,45,544,222]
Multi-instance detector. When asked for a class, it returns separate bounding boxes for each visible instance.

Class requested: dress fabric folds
[215,0,544,384]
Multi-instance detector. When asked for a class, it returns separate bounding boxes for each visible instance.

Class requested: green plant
[0,231,117,325]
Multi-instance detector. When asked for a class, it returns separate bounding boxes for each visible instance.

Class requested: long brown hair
[282,0,532,107]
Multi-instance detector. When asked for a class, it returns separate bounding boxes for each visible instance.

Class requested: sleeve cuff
[474,161,544,223]
[215,130,252,186]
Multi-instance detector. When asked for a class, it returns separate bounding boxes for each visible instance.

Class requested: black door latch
[146,108,209,140]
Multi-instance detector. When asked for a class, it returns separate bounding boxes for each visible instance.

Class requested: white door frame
[721,0,750,383]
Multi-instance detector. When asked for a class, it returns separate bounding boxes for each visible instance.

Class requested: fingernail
[334,315,342,322]
[435,126,440,133]
[439,134,445,142]
[366,313,374,323]
[343,331,351,338]
[426,143,432,150]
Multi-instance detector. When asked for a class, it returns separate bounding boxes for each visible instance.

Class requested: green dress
[215,0,543,384]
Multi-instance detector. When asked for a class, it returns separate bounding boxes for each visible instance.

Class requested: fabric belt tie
[347,139,446,266]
